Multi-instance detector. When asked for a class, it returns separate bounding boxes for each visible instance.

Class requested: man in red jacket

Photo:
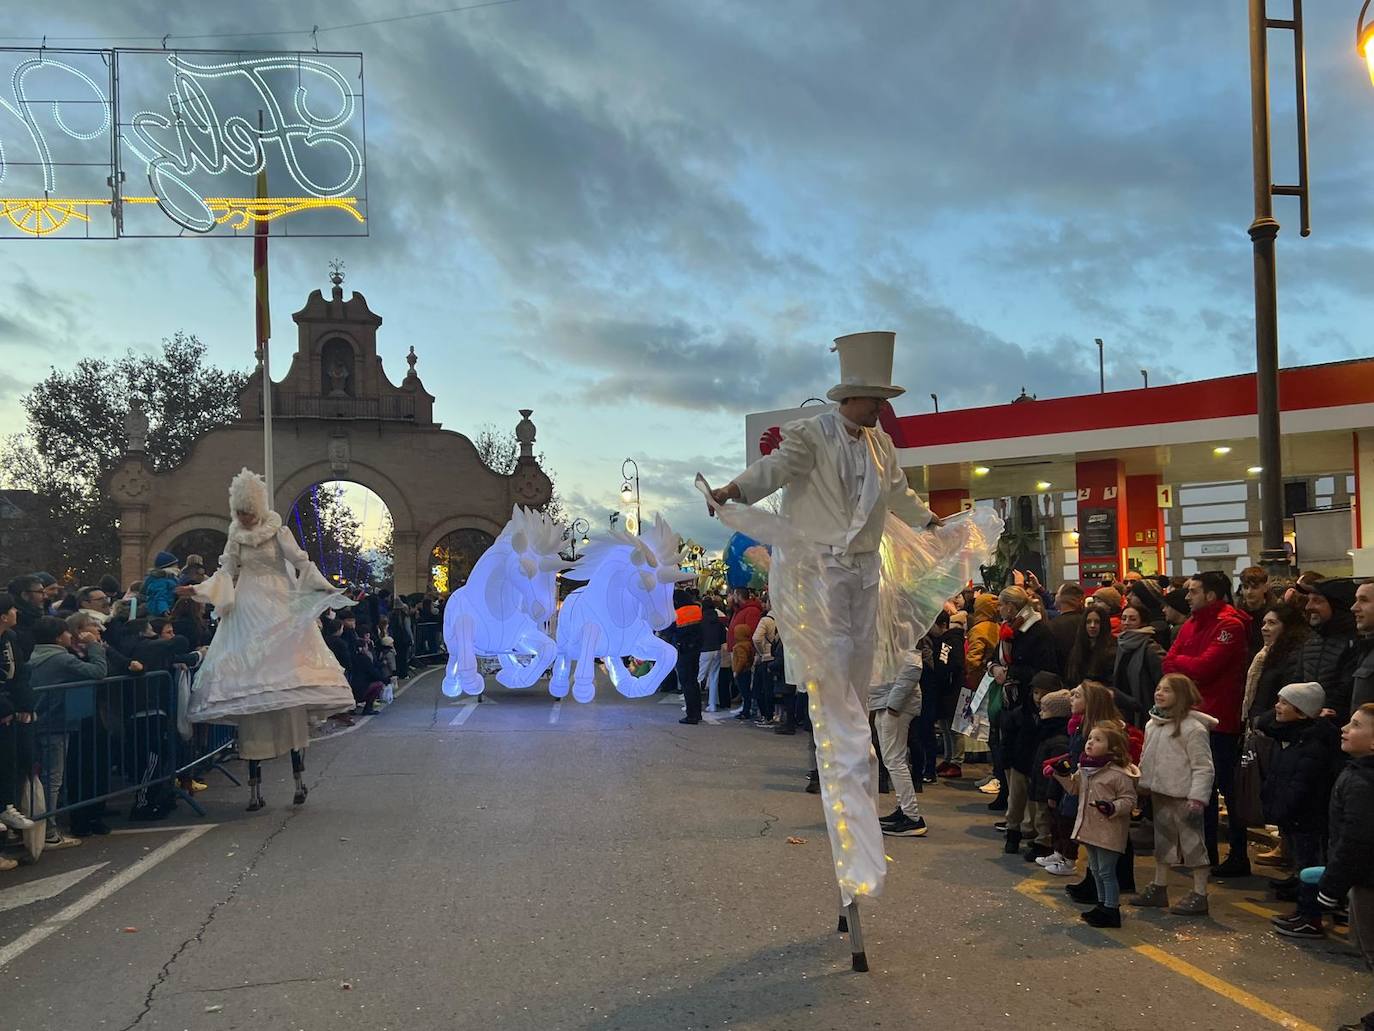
[1163,569,1253,877]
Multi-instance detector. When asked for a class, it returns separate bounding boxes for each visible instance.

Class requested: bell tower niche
[240,260,436,424]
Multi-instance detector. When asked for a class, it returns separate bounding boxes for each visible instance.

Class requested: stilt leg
[836,891,848,932]
[846,899,868,972]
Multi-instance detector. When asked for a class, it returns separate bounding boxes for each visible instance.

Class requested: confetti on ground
[121,927,138,933]
[786,836,807,845]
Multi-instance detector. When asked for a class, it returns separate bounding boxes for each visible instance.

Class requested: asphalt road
[0,667,1367,1031]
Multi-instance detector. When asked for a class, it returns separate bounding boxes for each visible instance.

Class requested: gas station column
[928,488,972,518]
[1075,459,1126,584]
[1125,474,1166,578]
[1353,430,1374,576]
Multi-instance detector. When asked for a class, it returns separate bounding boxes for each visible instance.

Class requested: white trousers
[806,560,885,902]
[697,651,722,709]
[876,708,920,819]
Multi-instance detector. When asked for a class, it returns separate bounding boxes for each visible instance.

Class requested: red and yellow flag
[254,166,270,344]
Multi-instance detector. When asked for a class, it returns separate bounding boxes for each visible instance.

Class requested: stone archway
[105,271,552,594]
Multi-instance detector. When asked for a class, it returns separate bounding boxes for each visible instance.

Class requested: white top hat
[826,331,905,402]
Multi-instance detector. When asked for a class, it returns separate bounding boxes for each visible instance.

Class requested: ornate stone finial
[515,408,536,459]
[406,345,418,375]
[124,397,149,453]
[328,258,346,300]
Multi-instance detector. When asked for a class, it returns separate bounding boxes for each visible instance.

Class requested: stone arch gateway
[106,273,552,594]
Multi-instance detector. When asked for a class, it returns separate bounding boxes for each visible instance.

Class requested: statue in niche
[327,360,350,398]
[320,338,355,398]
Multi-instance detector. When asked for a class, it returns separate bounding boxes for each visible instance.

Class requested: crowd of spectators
[0,553,446,875]
[667,567,1374,1029]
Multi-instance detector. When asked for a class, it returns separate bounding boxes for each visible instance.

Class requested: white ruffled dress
[191,520,355,759]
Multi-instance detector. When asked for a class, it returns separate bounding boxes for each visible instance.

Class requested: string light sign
[0,47,367,238]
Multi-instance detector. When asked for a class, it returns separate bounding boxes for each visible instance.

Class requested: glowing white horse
[551,514,695,704]
[441,506,567,697]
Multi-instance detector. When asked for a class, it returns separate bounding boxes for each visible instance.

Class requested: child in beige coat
[1052,722,1140,928]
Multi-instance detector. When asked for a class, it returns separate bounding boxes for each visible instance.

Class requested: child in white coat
[1132,673,1216,915]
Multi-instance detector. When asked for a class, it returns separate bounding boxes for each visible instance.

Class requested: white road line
[548,701,561,725]
[448,702,478,726]
[109,825,210,836]
[0,825,215,970]
[0,863,109,915]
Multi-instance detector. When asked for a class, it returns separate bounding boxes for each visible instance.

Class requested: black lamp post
[1247,0,1310,577]
[620,458,641,536]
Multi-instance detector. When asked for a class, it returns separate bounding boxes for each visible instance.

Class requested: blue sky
[2,1,1374,554]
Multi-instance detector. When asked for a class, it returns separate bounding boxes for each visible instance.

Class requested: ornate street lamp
[563,517,590,561]
[620,458,641,535]
[1358,1,1374,83]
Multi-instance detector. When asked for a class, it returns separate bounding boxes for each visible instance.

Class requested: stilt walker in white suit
[701,332,999,970]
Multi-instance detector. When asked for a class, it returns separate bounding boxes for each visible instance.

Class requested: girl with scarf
[1113,603,1166,728]
[183,469,356,811]
[1051,722,1139,927]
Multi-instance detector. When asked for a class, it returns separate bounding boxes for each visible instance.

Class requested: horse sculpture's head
[503,505,568,622]
[623,513,696,630]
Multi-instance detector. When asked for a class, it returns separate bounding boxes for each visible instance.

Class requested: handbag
[19,772,46,861]
[1228,724,1273,829]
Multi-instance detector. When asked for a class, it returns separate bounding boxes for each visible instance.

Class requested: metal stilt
[845,899,868,972]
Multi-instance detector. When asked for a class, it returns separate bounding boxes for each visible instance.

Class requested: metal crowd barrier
[1,668,239,827]
[411,618,446,665]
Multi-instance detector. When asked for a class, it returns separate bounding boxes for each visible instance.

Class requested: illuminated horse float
[440,506,567,698]
[550,515,695,704]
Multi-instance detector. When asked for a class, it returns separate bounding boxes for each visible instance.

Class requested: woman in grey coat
[1112,603,1165,729]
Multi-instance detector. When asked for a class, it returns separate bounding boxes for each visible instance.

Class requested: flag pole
[255,109,275,501]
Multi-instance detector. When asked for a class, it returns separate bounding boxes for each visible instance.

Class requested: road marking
[548,701,561,725]
[657,695,682,705]
[110,825,210,836]
[1014,878,1320,1031]
[1233,899,1282,920]
[449,702,478,726]
[0,825,214,970]
[0,863,108,915]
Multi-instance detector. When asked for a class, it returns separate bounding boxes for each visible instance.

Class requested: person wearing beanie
[178,554,207,587]
[1029,687,1075,874]
[1259,681,1343,940]
[1091,586,1123,618]
[1162,588,1189,633]
[142,551,181,618]
[1295,578,1359,723]
[1001,667,1057,857]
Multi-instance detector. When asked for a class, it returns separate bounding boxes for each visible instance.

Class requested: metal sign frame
[0,46,368,239]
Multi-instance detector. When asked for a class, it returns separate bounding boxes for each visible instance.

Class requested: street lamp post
[1140,369,1149,389]
[1247,0,1310,577]
[1094,338,1105,393]
[563,517,590,561]
[930,393,940,413]
[620,458,641,535]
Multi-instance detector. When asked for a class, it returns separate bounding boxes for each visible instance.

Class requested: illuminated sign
[0,47,367,238]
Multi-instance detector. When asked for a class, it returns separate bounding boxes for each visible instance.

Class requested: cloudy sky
[2,0,1373,553]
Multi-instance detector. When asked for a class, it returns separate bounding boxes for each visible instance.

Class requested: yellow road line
[1015,877,1321,1031]
[1233,899,1282,919]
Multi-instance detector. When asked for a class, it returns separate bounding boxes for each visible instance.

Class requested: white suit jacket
[732,411,933,555]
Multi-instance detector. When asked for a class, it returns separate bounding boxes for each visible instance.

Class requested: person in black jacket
[1316,703,1374,1031]
[0,594,39,843]
[1260,681,1343,940]
[1002,670,1059,857]
[1296,578,1358,722]
[670,589,704,725]
[989,586,1061,814]
[698,598,727,715]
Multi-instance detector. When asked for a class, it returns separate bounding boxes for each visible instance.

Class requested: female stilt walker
[182,468,356,810]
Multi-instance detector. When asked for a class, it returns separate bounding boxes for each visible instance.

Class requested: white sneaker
[1044,858,1077,876]
[1035,851,1065,868]
[978,778,1002,795]
[0,805,35,831]
[44,833,82,850]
